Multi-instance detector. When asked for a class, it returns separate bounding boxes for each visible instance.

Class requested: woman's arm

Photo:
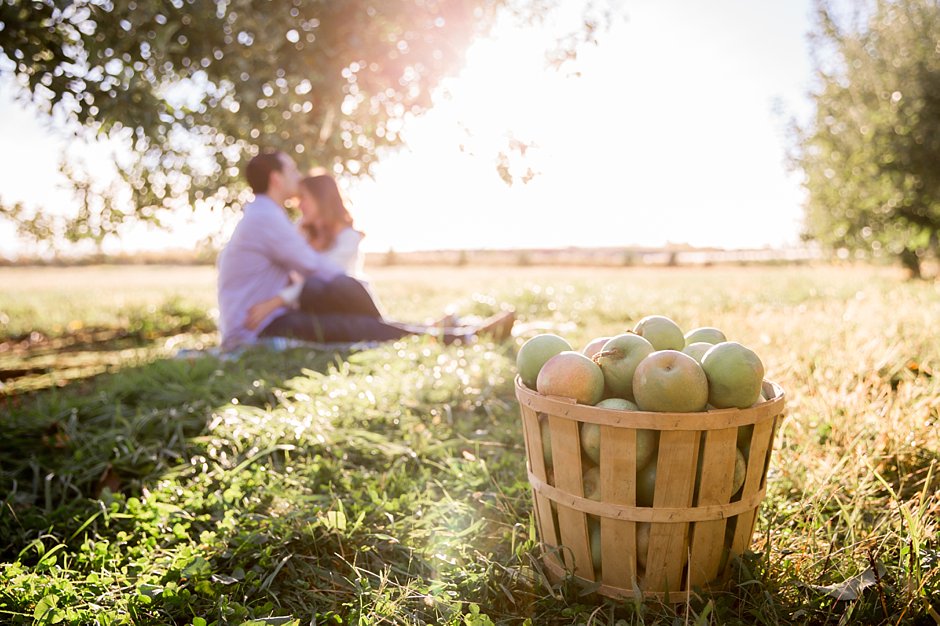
[266,210,343,279]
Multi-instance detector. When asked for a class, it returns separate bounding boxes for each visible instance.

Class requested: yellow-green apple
[681,341,713,364]
[633,350,709,412]
[701,342,765,408]
[583,465,601,500]
[751,390,768,407]
[637,459,657,507]
[595,398,639,410]
[736,424,753,457]
[635,430,658,470]
[683,326,727,346]
[636,522,651,570]
[539,415,553,468]
[593,333,654,401]
[536,351,605,405]
[517,333,572,389]
[582,336,611,358]
[732,447,746,495]
[581,419,657,469]
[633,315,685,351]
[581,422,602,464]
[589,516,602,572]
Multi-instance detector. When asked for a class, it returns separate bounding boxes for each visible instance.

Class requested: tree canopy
[793,0,940,277]
[0,0,615,246]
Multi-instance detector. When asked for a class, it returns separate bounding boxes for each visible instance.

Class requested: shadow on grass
[1,298,218,397]
[0,336,537,623]
[0,345,341,560]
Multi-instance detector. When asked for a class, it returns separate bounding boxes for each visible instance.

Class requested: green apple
[540,415,553,469]
[736,424,754,457]
[583,465,601,500]
[701,342,765,409]
[593,333,655,401]
[633,315,685,351]
[633,350,709,413]
[589,515,602,573]
[581,418,655,469]
[582,336,611,359]
[537,351,605,405]
[517,333,572,389]
[637,459,657,507]
[636,522,651,570]
[697,443,748,497]
[683,326,727,346]
[732,447,747,495]
[581,422,602,465]
[681,341,713,364]
[595,398,639,410]
[635,429,658,471]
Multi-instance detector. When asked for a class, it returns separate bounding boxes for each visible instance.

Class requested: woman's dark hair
[300,174,358,250]
[245,151,284,194]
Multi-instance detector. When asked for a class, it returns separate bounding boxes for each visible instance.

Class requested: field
[1,264,938,625]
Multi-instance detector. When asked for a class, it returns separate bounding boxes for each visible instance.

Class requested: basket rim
[515,376,784,430]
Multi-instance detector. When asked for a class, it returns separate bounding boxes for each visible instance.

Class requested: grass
[1,264,938,624]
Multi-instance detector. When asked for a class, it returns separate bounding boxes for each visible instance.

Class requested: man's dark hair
[245,151,284,194]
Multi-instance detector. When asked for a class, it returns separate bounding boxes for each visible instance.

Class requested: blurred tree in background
[0,0,617,245]
[793,0,940,277]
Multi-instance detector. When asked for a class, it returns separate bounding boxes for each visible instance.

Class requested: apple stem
[593,348,624,363]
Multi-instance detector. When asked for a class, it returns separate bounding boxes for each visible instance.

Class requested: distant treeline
[1,246,838,268]
[368,246,829,268]
[0,249,217,267]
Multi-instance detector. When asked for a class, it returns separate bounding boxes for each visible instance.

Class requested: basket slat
[645,430,700,592]
[521,406,549,480]
[758,413,783,491]
[730,414,776,558]
[520,406,560,554]
[688,426,737,587]
[599,425,638,585]
[549,415,594,580]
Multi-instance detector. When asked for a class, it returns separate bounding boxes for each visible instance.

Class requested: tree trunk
[900,248,922,279]
[930,231,939,280]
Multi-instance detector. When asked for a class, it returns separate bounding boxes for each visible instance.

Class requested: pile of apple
[517,315,767,573]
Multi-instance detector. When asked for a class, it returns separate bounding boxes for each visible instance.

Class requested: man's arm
[325,228,364,274]
[264,210,345,280]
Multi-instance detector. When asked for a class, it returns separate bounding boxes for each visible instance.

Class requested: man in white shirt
[217,150,349,351]
[218,150,515,352]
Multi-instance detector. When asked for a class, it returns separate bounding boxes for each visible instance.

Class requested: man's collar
[249,194,282,211]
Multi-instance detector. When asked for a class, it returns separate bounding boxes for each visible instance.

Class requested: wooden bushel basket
[516,376,786,601]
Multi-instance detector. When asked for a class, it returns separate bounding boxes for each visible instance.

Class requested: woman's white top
[277,227,366,307]
[325,227,365,277]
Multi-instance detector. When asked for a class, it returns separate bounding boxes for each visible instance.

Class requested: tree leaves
[0,0,511,242]
[1,1,620,248]
[792,0,940,276]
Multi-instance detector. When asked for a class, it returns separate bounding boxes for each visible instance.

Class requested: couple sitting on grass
[217,149,515,353]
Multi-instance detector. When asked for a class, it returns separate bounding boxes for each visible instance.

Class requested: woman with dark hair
[296,173,366,277]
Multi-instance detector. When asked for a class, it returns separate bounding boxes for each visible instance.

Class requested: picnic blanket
[173,336,382,361]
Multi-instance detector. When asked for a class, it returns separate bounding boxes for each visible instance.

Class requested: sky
[0,0,819,258]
